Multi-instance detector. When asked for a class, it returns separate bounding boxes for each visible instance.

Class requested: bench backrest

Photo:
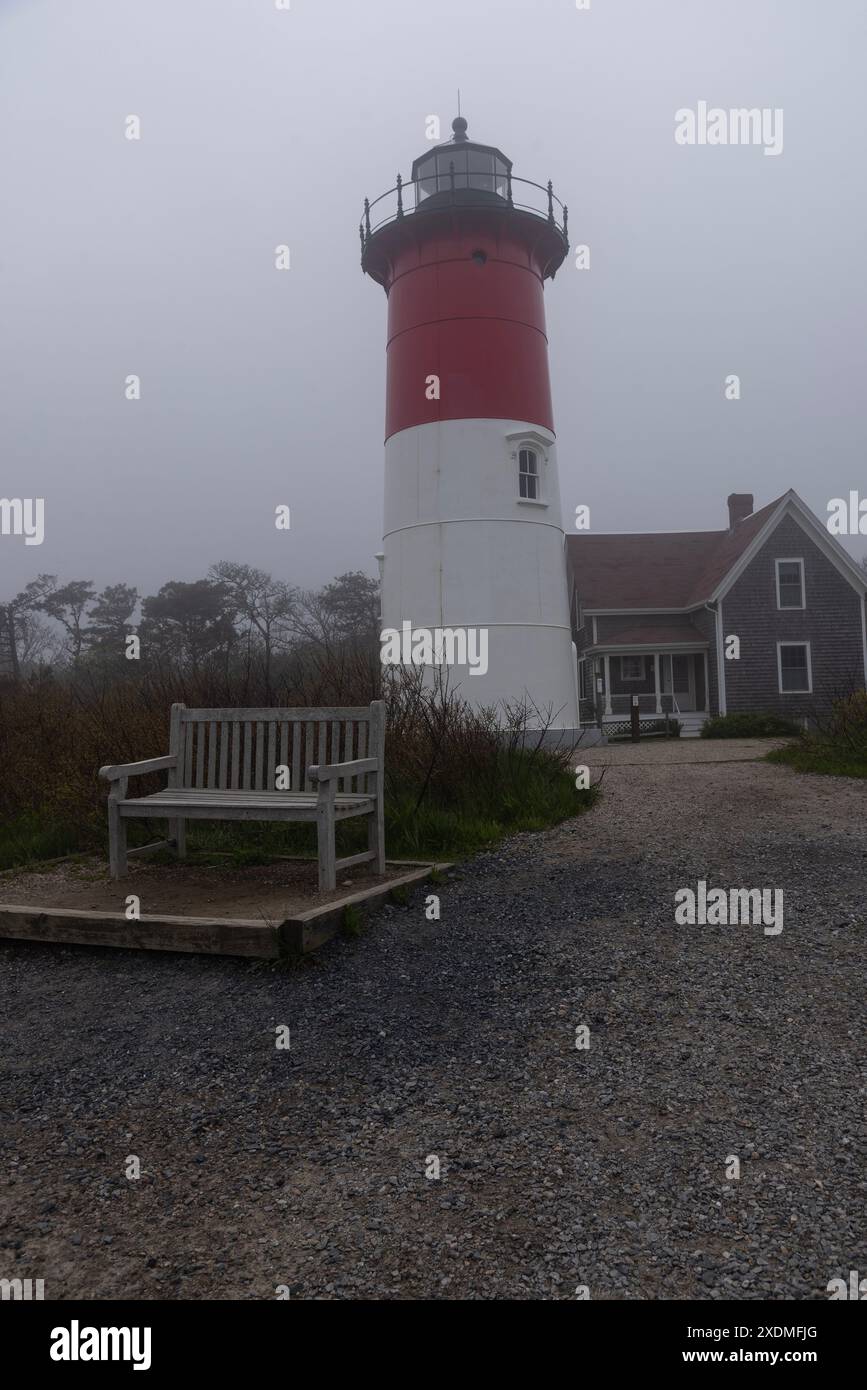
[168,702,385,794]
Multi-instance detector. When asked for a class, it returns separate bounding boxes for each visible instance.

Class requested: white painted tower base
[381,418,579,730]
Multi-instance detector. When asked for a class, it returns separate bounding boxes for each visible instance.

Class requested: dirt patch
[582,736,791,766]
[0,855,415,922]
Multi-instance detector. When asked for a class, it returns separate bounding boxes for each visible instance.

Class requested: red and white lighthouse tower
[361,116,579,730]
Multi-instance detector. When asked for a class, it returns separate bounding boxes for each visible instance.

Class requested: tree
[320,571,380,641]
[139,579,235,673]
[208,562,296,695]
[85,583,139,660]
[37,579,96,670]
[0,575,61,679]
[13,610,59,670]
[295,570,381,650]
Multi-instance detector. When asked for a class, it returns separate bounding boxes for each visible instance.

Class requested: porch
[579,643,711,733]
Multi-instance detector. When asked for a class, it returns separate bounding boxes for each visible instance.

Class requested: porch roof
[585,623,708,653]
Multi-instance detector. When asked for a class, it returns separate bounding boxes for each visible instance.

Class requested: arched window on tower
[518,447,539,500]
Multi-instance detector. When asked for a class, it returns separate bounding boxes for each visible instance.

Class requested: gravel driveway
[2,740,864,1300]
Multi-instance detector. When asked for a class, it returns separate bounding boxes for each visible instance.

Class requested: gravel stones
[0,742,864,1299]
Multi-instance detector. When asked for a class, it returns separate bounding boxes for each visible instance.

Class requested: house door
[661,654,695,711]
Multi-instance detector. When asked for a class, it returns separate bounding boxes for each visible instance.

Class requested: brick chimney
[727,493,753,530]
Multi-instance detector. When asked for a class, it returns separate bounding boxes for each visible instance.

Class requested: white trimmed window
[620,655,644,681]
[777,641,812,694]
[775,558,805,609]
[507,430,550,506]
[518,447,539,500]
[578,658,588,700]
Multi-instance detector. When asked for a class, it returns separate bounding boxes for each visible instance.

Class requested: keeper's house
[569,491,867,735]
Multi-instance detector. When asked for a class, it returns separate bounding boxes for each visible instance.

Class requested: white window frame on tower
[506,430,551,508]
[518,446,539,500]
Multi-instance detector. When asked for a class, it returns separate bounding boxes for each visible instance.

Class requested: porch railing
[609,694,658,716]
[605,693,693,717]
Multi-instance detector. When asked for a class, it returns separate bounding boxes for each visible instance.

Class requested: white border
[777,639,813,694]
[775,556,805,610]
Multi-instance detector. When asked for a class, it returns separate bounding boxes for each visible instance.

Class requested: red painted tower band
[362,120,568,440]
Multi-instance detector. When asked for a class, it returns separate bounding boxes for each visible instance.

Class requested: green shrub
[824,689,867,756]
[767,741,867,778]
[701,711,801,739]
[0,667,597,871]
[767,689,867,777]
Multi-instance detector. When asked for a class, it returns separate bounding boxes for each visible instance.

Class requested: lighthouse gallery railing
[360,172,569,255]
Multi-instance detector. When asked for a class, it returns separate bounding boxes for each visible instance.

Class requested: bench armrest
[99,755,177,782]
[309,758,379,784]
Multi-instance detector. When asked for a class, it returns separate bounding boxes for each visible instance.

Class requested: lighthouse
[361,116,579,731]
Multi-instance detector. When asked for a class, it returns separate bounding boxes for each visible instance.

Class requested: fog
[2,0,865,601]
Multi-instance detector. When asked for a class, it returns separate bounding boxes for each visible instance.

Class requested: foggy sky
[2,0,865,601]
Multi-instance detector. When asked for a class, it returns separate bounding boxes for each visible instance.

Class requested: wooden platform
[0,862,446,959]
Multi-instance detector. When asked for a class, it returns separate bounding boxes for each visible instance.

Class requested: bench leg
[108,802,127,879]
[368,777,386,876]
[316,786,336,893]
[170,819,186,859]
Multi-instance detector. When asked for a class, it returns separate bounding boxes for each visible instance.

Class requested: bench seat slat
[242,721,252,790]
[268,721,277,791]
[120,790,374,808]
[184,724,194,787]
[231,721,241,789]
[291,721,301,794]
[255,720,264,789]
[304,723,314,791]
[219,721,229,788]
[118,789,374,826]
[279,722,288,787]
[341,720,352,793]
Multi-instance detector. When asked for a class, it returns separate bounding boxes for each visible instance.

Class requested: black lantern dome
[411,116,512,209]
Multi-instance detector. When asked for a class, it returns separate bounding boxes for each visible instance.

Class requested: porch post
[703,651,710,712]
[603,655,612,715]
[654,652,662,713]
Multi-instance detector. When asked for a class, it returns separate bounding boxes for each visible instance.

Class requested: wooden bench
[99,701,386,893]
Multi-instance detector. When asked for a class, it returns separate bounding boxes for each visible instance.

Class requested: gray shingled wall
[721,514,865,717]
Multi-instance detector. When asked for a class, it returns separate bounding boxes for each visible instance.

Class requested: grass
[341,904,364,938]
[0,754,596,875]
[702,712,802,739]
[0,816,93,873]
[766,739,867,778]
